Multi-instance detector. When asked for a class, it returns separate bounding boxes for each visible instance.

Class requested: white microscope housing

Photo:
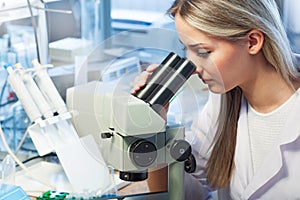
[66,81,187,181]
[67,52,196,184]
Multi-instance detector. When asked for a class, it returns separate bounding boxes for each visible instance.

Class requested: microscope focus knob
[101,132,113,139]
[184,154,196,173]
[130,140,157,167]
[170,140,191,162]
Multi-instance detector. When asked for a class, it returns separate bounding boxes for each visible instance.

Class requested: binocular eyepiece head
[134,52,196,114]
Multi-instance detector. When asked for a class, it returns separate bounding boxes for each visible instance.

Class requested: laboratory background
[0,0,299,199]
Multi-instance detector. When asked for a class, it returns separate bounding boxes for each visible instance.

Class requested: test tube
[135,52,181,101]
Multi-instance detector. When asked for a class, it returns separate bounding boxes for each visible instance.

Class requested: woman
[132,0,300,199]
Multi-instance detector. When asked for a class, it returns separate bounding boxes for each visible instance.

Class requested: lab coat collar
[238,89,300,199]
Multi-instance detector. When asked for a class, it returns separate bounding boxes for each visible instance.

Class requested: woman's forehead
[175,14,215,46]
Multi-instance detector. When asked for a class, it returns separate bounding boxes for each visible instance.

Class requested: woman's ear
[247,30,264,55]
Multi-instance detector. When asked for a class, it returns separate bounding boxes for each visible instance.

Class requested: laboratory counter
[5,156,168,200]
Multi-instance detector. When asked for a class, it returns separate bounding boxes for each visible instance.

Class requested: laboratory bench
[0,152,168,200]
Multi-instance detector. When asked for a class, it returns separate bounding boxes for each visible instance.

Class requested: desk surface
[118,180,149,196]
[15,161,163,199]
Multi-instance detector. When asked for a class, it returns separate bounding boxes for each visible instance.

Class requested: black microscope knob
[184,154,196,173]
[170,140,192,162]
[130,140,157,167]
[101,132,113,139]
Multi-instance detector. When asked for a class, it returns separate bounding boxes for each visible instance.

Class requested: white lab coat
[187,89,300,200]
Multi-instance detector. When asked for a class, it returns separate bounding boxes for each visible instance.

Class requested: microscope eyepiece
[135,52,181,101]
[134,52,196,114]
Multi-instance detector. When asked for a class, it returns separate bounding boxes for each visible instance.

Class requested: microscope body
[67,52,195,183]
[67,52,196,199]
[67,81,187,181]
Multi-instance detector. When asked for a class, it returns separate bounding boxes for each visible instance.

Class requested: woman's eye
[197,50,211,58]
[182,46,187,51]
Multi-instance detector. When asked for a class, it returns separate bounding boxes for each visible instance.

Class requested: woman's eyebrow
[178,39,206,48]
[188,43,205,48]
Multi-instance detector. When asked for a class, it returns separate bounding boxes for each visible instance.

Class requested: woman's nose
[189,61,203,75]
[195,66,203,74]
[186,52,204,75]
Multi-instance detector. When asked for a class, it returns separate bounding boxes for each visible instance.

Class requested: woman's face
[175,14,255,93]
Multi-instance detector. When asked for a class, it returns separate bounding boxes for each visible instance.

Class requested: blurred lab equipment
[45,0,81,43]
[111,0,174,12]
[0,184,30,199]
[0,103,32,153]
[0,0,80,154]
[0,0,48,67]
[283,0,300,53]
[67,52,197,199]
[81,0,111,43]
[1,154,15,185]
[47,0,112,65]
[4,61,112,194]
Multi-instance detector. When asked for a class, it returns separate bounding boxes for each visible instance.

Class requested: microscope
[67,52,197,199]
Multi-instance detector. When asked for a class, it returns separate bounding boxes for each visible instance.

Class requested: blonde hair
[168,0,300,188]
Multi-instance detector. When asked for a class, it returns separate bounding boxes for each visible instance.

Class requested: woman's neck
[240,64,297,113]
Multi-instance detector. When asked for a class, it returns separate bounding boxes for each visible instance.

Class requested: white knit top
[247,93,297,173]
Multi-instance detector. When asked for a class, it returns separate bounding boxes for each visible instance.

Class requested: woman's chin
[207,84,226,94]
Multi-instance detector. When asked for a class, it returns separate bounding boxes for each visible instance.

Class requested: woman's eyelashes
[181,45,211,58]
[197,49,211,58]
